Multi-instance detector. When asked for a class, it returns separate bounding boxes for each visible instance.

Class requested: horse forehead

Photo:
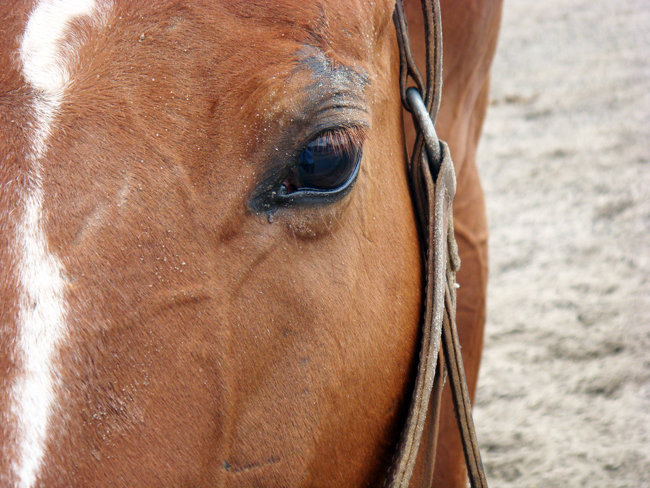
[208,0,394,37]
[129,0,394,72]
[57,1,394,129]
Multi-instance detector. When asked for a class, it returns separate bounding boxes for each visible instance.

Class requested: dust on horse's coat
[0,1,501,486]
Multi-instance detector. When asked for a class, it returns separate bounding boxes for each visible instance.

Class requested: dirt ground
[471,0,649,486]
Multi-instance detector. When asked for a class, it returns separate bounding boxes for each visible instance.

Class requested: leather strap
[387,1,488,487]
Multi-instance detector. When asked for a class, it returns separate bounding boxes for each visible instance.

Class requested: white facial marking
[13,1,103,487]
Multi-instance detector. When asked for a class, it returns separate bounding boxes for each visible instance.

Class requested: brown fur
[0,1,500,486]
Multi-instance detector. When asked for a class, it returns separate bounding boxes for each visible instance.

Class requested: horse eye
[282,129,362,195]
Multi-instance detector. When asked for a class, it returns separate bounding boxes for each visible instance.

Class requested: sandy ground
[471,0,649,486]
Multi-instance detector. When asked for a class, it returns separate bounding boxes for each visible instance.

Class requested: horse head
[1,1,425,485]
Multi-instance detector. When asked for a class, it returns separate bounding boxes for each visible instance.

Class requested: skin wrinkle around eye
[247,49,371,215]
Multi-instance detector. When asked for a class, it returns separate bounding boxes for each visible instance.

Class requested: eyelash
[305,127,366,158]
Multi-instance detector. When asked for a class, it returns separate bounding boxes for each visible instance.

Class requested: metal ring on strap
[406,87,442,176]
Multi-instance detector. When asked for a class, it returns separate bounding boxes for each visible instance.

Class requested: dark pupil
[295,135,360,190]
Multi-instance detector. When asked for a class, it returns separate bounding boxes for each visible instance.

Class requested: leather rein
[386,1,488,486]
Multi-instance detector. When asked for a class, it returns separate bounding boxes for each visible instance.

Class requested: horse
[0,0,501,486]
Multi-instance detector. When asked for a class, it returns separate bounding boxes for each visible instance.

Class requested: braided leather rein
[386,1,488,487]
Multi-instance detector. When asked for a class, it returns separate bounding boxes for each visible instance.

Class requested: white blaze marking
[13,1,101,487]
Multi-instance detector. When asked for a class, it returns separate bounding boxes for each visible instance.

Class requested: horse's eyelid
[303,127,365,155]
